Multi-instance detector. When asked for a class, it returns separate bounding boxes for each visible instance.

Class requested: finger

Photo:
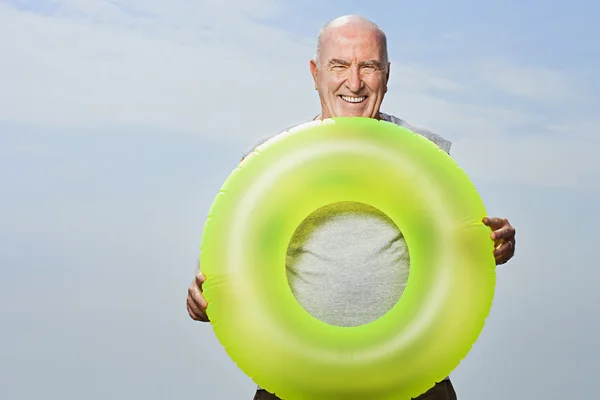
[494,240,515,264]
[186,298,200,320]
[187,295,208,321]
[482,217,508,230]
[493,239,513,256]
[186,296,201,320]
[188,284,207,309]
[195,272,206,290]
[492,226,516,241]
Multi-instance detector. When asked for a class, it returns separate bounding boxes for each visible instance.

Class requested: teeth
[341,95,366,103]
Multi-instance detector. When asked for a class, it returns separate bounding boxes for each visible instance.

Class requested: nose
[345,65,364,93]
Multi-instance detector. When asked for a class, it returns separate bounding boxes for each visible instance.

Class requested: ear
[384,62,391,93]
[386,62,391,81]
[310,59,319,90]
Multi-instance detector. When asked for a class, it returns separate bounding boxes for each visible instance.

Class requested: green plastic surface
[200,117,496,399]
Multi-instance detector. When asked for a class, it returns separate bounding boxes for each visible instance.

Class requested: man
[187,15,516,400]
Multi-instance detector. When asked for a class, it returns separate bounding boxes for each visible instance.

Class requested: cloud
[471,59,584,104]
[383,59,598,189]
[0,0,317,136]
[1,0,597,191]
[1,3,599,400]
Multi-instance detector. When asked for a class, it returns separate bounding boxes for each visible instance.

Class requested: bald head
[309,15,390,120]
[315,15,388,67]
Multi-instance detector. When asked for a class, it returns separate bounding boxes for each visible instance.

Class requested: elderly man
[187,15,516,400]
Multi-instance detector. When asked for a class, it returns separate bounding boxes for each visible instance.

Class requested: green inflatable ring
[200,117,496,400]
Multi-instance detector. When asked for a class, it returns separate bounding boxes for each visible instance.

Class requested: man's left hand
[483,217,516,265]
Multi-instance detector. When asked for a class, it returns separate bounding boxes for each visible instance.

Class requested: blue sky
[1,0,598,399]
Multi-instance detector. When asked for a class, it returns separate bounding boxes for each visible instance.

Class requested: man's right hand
[186,272,209,322]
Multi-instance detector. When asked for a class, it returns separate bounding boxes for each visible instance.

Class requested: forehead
[320,27,385,62]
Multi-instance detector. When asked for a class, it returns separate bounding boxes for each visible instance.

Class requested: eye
[361,65,377,73]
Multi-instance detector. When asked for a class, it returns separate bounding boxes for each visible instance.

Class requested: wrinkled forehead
[320,28,386,63]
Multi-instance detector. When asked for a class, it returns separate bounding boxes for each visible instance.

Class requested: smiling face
[310,19,390,120]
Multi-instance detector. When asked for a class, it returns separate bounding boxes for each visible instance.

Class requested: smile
[340,95,366,103]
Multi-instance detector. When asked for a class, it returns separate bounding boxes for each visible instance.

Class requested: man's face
[310,26,390,120]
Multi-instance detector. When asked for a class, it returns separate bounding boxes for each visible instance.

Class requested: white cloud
[1,0,597,189]
[544,118,600,140]
[453,135,598,188]
[1,3,599,399]
[471,58,585,104]
[0,1,317,136]
[383,58,598,188]
[388,64,464,93]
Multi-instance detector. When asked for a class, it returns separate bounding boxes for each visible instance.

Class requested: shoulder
[242,114,452,158]
[380,113,452,154]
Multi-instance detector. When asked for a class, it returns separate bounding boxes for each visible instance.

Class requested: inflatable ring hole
[285,200,410,328]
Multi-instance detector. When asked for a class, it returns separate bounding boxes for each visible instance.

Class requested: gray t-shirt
[242,113,452,388]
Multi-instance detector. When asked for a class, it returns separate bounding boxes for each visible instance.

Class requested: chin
[336,109,371,118]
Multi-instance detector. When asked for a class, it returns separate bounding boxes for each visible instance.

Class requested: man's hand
[187,272,209,322]
[483,217,516,265]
